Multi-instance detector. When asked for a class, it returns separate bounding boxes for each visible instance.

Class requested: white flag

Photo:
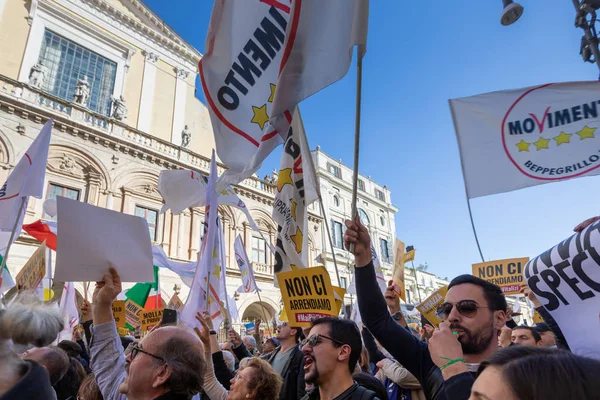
[0,120,52,252]
[450,81,600,199]
[57,282,79,342]
[152,245,196,287]
[271,0,369,117]
[234,235,258,294]
[273,108,319,278]
[200,1,291,188]
[180,151,225,331]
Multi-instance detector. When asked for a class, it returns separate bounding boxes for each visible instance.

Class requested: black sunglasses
[435,300,495,319]
[301,334,345,348]
[131,344,165,363]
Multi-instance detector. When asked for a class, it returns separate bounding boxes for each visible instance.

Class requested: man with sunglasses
[301,317,380,400]
[89,267,207,399]
[344,217,507,400]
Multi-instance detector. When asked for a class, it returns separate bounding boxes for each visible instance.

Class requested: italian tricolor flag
[23,220,57,250]
[0,254,15,293]
[120,266,164,308]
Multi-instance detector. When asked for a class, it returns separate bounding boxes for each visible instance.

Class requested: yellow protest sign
[16,242,47,290]
[117,327,130,337]
[404,249,416,263]
[141,308,163,332]
[392,239,407,301]
[112,300,126,328]
[167,293,184,312]
[125,299,143,328]
[276,266,337,327]
[416,286,449,328]
[332,286,346,316]
[532,309,544,324]
[472,257,529,295]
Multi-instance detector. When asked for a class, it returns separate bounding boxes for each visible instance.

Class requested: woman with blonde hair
[194,312,283,400]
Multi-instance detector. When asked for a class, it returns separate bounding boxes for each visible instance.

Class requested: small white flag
[57,282,79,342]
[234,235,258,294]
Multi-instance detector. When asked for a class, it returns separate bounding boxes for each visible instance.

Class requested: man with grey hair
[242,335,257,355]
[221,349,235,372]
[90,267,207,399]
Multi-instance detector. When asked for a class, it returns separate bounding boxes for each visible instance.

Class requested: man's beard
[450,320,495,355]
[304,362,320,385]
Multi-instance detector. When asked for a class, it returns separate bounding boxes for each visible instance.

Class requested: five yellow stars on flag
[514,126,597,152]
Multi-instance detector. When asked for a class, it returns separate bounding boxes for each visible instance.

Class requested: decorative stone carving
[16,123,26,135]
[59,155,76,172]
[176,68,190,80]
[111,154,120,164]
[145,51,159,64]
[73,76,91,106]
[28,62,46,88]
[142,184,158,194]
[181,125,191,148]
[111,95,128,120]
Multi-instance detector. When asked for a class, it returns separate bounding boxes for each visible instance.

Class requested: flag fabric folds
[234,235,258,294]
[22,220,58,250]
[0,120,52,253]
[0,254,15,293]
[272,108,319,277]
[57,282,79,342]
[347,244,386,295]
[450,81,600,199]
[152,245,196,287]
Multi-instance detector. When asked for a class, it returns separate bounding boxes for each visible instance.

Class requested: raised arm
[194,312,229,400]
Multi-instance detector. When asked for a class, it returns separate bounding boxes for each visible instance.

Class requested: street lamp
[501,0,524,26]
[501,1,600,73]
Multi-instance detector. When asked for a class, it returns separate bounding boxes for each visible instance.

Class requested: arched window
[333,195,340,207]
[358,208,369,225]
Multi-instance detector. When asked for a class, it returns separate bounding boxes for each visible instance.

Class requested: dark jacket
[0,360,56,400]
[536,306,570,351]
[212,351,234,390]
[233,341,306,400]
[356,261,473,400]
[301,382,380,400]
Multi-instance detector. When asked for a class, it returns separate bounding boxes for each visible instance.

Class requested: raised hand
[344,215,372,268]
[228,328,242,346]
[194,312,212,346]
[92,266,122,306]
[428,322,467,380]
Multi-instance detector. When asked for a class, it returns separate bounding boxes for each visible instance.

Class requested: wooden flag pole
[0,198,26,276]
[83,281,89,302]
[349,52,364,253]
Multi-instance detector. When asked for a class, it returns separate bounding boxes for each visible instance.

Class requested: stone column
[104,191,114,210]
[162,210,172,255]
[137,51,159,133]
[172,68,189,145]
[190,208,201,259]
[177,213,186,259]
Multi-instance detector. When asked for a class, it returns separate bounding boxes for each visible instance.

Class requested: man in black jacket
[344,216,507,400]
[301,317,379,400]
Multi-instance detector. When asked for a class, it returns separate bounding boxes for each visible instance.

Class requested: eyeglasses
[435,300,495,319]
[232,371,247,382]
[301,334,345,348]
[131,344,165,363]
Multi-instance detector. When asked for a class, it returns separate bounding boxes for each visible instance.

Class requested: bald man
[90,268,206,400]
[21,346,69,386]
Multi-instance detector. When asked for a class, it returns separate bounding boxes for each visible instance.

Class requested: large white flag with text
[0,120,52,253]
[234,235,258,294]
[451,81,600,199]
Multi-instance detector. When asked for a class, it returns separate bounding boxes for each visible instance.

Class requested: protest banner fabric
[15,242,46,290]
[472,257,529,295]
[392,239,407,301]
[245,321,255,335]
[0,120,52,253]
[276,266,337,327]
[450,81,600,199]
[57,282,79,342]
[404,249,416,263]
[524,220,600,359]
[234,235,258,293]
[416,286,449,328]
[167,293,184,312]
[141,308,164,333]
[112,300,126,328]
[22,220,57,251]
[347,243,387,296]
[273,109,318,279]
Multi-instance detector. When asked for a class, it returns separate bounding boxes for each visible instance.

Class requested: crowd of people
[1,216,599,400]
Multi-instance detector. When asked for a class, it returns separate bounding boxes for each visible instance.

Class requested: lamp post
[501,1,600,73]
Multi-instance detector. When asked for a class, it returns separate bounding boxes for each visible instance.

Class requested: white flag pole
[349,51,364,254]
[0,197,26,276]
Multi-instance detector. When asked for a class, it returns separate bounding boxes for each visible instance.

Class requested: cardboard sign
[276,266,337,327]
[392,239,407,301]
[332,286,346,316]
[16,242,47,290]
[472,257,530,295]
[167,293,184,312]
[112,300,126,328]
[141,308,163,332]
[125,300,143,328]
[416,286,449,328]
[524,220,600,359]
[532,310,544,324]
[117,327,130,337]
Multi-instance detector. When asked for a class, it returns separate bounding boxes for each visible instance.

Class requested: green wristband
[439,356,465,371]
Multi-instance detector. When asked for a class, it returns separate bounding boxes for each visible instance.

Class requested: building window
[332,220,344,249]
[358,208,369,225]
[251,236,267,264]
[38,30,117,116]
[358,179,365,191]
[380,239,391,263]
[135,206,158,241]
[44,183,80,220]
[327,163,341,178]
[333,195,340,207]
[340,276,347,289]
[375,189,385,201]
